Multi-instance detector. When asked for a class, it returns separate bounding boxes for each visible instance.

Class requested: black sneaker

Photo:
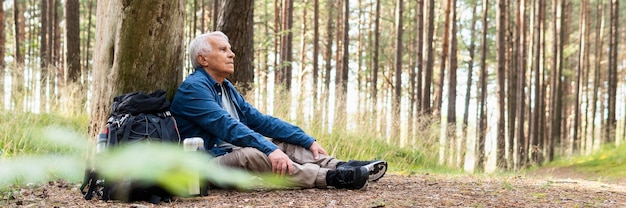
[337,160,387,182]
[326,166,369,190]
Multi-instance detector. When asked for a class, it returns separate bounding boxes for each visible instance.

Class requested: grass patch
[541,143,626,181]
[0,110,89,158]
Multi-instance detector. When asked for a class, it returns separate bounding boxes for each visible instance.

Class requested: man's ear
[197,55,206,66]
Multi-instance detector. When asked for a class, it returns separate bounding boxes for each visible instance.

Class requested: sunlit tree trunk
[433,0,450,116]
[13,0,24,66]
[496,0,506,169]
[40,0,49,112]
[573,0,586,156]
[515,0,528,170]
[529,0,544,165]
[372,0,380,132]
[415,0,424,118]
[605,0,618,143]
[297,0,309,122]
[447,0,458,167]
[462,0,478,170]
[89,0,185,138]
[312,0,320,121]
[548,0,562,161]
[392,0,403,142]
[83,0,94,84]
[11,0,25,111]
[322,0,334,132]
[276,0,293,92]
[333,0,347,132]
[421,0,434,115]
[273,0,293,118]
[476,0,489,172]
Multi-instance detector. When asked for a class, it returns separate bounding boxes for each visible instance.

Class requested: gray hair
[188,31,230,69]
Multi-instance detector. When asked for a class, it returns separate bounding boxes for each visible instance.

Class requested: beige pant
[214,141,339,188]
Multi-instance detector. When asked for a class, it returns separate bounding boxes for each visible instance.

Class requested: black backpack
[81,90,181,204]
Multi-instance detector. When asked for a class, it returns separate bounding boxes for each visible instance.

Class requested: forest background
[0,0,625,176]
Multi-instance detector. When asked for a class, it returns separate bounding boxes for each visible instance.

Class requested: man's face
[199,36,235,79]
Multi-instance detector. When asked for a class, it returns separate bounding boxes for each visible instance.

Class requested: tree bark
[476,0,489,172]
[416,0,424,115]
[515,0,527,170]
[217,0,255,95]
[530,0,544,165]
[89,0,185,137]
[312,0,320,117]
[372,0,380,115]
[496,0,506,169]
[66,0,81,84]
[322,0,335,132]
[605,0,618,143]
[83,0,95,83]
[447,0,458,167]
[421,0,435,115]
[462,0,479,170]
[393,0,403,141]
[573,0,586,156]
[434,0,451,116]
[276,0,293,91]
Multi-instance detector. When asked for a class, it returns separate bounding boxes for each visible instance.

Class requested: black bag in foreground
[80,90,181,204]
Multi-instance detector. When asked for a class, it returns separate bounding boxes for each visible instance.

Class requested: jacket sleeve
[233,91,316,149]
[173,82,278,155]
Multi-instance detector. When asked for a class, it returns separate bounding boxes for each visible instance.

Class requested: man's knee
[235,148,272,171]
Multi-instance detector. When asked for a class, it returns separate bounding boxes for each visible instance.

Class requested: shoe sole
[363,161,387,182]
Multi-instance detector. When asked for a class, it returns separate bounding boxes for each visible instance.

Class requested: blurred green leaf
[0,155,84,187]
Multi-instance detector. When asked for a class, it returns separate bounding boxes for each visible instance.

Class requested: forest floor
[2,166,626,208]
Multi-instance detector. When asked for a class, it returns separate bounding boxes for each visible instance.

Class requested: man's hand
[268,149,295,176]
[309,141,328,160]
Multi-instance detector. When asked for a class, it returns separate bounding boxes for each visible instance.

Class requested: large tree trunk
[89,0,185,137]
[216,0,255,95]
[66,0,80,84]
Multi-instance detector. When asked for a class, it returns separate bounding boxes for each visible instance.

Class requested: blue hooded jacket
[170,68,316,156]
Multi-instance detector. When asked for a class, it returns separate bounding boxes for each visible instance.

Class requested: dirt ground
[2,167,626,208]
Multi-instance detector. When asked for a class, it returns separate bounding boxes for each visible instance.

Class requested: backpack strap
[157,112,174,143]
[82,170,99,200]
[121,115,137,143]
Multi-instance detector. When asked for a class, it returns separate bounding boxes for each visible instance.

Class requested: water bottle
[184,137,203,195]
[96,133,107,153]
